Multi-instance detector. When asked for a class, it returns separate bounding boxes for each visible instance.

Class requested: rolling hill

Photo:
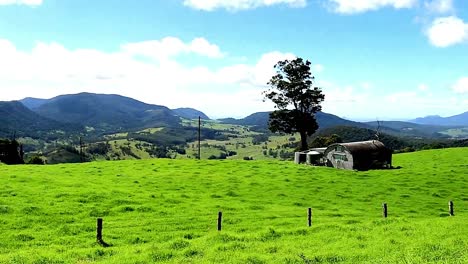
[172,107,210,120]
[33,93,181,133]
[19,97,48,110]
[218,111,365,130]
[0,101,83,140]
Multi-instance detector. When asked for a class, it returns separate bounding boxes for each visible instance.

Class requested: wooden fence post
[96,218,110,247]
[218,211,222,231]
[308,208,312,227]
[382,203,388,218]
[449,201,454,216]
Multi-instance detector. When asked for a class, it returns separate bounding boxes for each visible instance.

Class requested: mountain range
[0,92,465,141]
[410,112,468,126]
[218,111,467,139]
[219,111,365,130]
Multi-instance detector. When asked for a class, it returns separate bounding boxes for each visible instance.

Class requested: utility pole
[198,116,201,160]
[79,136,84,163]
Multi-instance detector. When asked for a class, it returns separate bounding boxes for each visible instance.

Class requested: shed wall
[325,149,354,170]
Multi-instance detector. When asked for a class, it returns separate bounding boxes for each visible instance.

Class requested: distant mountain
[20,97,49,110]
[0,101,83,139]
[315,112,366,129]
[365,121,450,139]
[410,112,468,126]
[219,111,366,130]
[172,108,210,120]
[33,93,181,133]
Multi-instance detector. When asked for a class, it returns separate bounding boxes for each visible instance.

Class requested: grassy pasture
[184,133,296,161]
[0,148,467,263]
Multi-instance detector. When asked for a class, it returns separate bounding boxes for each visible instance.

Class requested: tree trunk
[300,131,308,151]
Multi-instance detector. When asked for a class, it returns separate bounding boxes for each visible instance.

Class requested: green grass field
[0,148,467,263]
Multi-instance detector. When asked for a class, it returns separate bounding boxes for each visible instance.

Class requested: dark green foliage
[87,142,111,155]
[309,134,343,148]
[264,57,325,150]
[252,134,269,145]
[278,149,294,160]
[0,139,24,164]
[129,127,228,147]
[27,156,45,165]
[146,146,170,158]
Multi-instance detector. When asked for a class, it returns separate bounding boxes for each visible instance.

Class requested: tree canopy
[263,57,325,150]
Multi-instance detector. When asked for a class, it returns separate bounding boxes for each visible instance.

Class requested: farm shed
[294,148,327,165]
[324,140,392,171]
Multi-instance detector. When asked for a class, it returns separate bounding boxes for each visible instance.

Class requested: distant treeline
[309,126,468,152]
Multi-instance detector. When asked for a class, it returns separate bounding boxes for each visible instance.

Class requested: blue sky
[0,0,467,120]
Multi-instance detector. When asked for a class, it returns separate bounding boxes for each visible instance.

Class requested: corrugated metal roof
[326,140,388,155]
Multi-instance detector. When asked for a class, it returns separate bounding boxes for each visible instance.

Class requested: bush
[87,142,110,155]
[27,156,45,165]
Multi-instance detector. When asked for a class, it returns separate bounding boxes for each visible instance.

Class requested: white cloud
[327,0,417,14]
[318,80,466,120]
[183,0,306,11]
[426,16,468,47]
[0,37,298,118]
[0,0,42,6]
[121,37,224,60]
[424,0,454,14]
[452,77,468,94]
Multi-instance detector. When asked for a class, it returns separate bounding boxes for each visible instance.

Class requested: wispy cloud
[183,0,306,11]
[0,0,42,6]
[326,0,417,14]
[424,0,454,14]
[121,37,224,60]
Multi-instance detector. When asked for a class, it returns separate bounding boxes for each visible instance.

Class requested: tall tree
[263,57,325,151]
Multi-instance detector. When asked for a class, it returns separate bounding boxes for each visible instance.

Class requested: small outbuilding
[294,148,327,165]
[324,140,392,171]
